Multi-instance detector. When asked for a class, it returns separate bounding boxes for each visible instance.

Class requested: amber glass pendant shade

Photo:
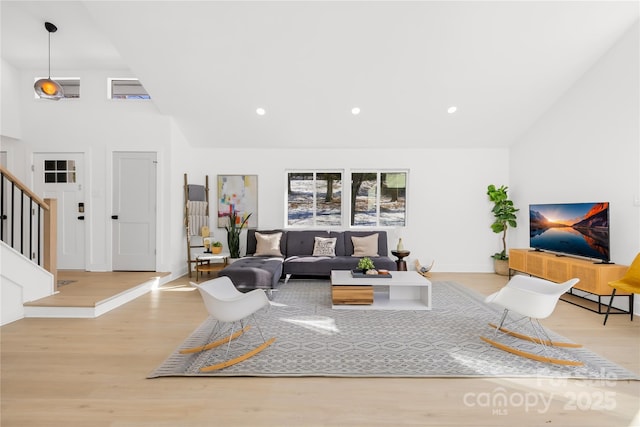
[34,78,64,100]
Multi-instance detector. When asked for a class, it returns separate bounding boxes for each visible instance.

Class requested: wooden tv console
[508,249,629,314]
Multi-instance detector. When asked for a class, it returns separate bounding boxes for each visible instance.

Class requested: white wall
[1,242,55,325]
[510,23,639,313]
[0,62,525,277]
[10,68,174,272]
[0,58,27,177]
[1,58,22,139]
[170,147,510,276]
[510,22,639,265]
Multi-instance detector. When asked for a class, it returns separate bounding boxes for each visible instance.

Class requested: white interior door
[112,152,157,271]
[33,153,85,270]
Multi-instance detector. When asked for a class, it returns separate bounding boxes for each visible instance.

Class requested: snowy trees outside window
[286,170,407,228]
[351,172,407,227]
[287,171,343,226]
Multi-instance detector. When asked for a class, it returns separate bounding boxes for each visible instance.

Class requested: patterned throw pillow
[351,233,379,257]
[254,232,283,256]
[312,236,337,257]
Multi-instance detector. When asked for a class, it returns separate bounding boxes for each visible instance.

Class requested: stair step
[24,272,171,319]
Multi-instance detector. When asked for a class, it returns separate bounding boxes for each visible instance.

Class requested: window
[351,171,407,227]
[287,171,343,227]
[109,78,150,99]
[43,159,76,183]
[34,77,80,99]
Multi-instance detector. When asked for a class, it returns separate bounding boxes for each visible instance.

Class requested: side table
[195,252,229,282]
[391,250,410,271]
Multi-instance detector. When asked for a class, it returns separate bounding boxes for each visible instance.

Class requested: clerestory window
[109,78,150,99]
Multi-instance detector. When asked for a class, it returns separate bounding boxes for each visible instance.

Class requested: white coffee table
[330,270,432,310]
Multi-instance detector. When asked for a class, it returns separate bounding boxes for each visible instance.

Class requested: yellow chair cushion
[608,252,640,293]
[608,278,640,294]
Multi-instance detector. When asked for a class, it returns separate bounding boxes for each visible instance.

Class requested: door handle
[111,215,119,220]
[77,216,85,220]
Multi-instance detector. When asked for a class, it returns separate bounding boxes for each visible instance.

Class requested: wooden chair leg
[603,288,617,326]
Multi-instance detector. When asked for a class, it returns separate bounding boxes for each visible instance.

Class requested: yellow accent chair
[603,253,640,326]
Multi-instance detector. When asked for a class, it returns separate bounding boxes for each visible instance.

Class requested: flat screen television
[529,202,610,263]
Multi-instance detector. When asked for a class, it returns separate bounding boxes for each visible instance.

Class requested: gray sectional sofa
[218,229,397,291]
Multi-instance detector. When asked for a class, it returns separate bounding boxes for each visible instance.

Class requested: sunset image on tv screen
[529,202,609,261]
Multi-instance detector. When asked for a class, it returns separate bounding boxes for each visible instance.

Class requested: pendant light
[34,22,64,100]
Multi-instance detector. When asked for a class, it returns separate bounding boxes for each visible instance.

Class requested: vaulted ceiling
[2,1,638,149]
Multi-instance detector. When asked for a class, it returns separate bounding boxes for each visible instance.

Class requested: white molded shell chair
[197,276,270,323]
[482,275,583,366]
[180,276,275,371]
[485,275,579,319]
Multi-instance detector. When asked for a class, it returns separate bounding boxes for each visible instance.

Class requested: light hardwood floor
[1,272,638,427]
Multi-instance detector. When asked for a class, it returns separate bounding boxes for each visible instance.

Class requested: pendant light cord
[48,30,51,79]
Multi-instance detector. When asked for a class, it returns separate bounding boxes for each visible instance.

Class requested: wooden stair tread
[24,271,170,308]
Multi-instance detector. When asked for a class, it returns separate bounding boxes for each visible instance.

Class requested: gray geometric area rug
[148,280,639,380]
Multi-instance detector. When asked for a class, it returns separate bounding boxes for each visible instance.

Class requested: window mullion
[312,172,318,226]
[376,173,381,227]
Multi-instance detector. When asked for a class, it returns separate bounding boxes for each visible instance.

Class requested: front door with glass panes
[33,153,85,270]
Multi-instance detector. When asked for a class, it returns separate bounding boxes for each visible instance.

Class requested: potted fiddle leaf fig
[225,210,252,259]
[487,184,518,275]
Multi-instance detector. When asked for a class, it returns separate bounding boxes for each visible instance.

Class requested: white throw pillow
[254,232,283,256]
[313,236,337,256]
[351,234,379,257]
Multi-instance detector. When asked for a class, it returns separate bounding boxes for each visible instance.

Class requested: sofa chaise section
[217,256,284,291]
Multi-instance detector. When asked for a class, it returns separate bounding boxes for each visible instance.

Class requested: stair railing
[0,165,57,287]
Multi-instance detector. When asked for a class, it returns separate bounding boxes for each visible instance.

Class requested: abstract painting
[217,175,258,228]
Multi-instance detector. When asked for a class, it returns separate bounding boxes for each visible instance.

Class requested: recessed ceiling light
[256,108,266,116]
[351,107,361,115]
[447,106,457,114]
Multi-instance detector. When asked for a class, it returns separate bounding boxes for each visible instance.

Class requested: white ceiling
[2,1,638,149]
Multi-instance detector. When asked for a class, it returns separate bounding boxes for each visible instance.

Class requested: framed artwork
[217,175,258,228]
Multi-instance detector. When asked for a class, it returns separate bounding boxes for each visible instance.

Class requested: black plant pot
[227,233,241,259]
